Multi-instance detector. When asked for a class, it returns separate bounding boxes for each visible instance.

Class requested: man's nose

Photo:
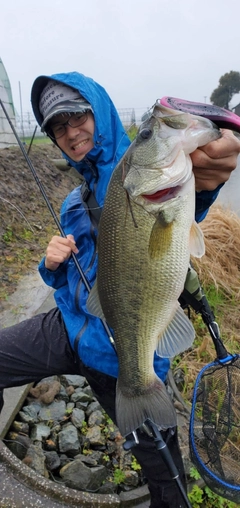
[65,123,82,137]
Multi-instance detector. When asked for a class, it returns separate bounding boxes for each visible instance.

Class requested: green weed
[102,454,110,463]
[204,284,226,315]
[80,420,88,435]
[131,456,141,471]
[2,227,14,243]
[65,407,73,416]
[113,468,126,485]
[188,469,239,507]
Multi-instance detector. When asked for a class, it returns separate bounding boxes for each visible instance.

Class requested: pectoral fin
[189,221,205,258]
[149,217,174,259]
[86,280,106,320]
[156,305,195,358]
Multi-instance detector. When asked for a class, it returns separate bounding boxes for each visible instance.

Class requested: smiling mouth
[72,139,89,151]
[142,186,180,202]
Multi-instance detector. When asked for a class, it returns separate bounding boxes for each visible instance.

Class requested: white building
[0,58,17,148]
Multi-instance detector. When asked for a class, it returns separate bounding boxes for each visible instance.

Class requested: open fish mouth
[142,185,181,203]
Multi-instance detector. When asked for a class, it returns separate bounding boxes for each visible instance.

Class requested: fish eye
[139,128,152,140]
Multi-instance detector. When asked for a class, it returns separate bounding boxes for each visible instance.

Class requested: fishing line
[0,98,115,347]
[2,97,193,508]
[0,195,35,232]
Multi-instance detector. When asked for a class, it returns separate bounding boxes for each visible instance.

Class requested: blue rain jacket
[32,72,222,381]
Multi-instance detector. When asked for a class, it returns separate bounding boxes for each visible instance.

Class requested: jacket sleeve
[38,257,68,289]
[37,194,71,289]
[195,184,223,223]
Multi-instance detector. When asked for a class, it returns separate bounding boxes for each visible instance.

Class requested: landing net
[189,354,240,503]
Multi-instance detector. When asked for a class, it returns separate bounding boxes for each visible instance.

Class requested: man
[0,72,239,507]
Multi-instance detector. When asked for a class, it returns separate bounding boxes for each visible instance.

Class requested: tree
[210,71,240,109]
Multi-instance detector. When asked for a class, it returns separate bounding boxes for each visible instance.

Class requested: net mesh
[189,355,240,503]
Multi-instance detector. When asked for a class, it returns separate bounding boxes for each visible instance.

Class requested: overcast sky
[1,0,240,116]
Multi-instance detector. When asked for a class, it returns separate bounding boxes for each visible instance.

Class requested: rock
[70,408,85,429]
[11,420,29,434]
[60,459,107,491]
[19,401,42,423]
[66,385,75,396]
[85,425,106,447]
[60,375,86,389]
[23,442,49,478]
[58,423,81,455]
[56,384,69,402]
[75,453,99,466]
[98,480,117,494]
[76,400,89,411]
[39,381,61,404]
[123,470,139,487]
[5,432,31,460]
[59,453,71,467]
[66,402,75,411]
[29,383,49,399]
[5,374,155,494]
[88,409,105,427]
[38,400,66,422]
[82,385,94,397]
[30,422,51,441]
[70,389,93,404]
[44,450,61,470]
[85,400,102,417]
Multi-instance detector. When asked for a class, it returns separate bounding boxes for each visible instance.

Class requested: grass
[0,143,80,304]
[176,205,240,507]
[21,135,52,145]
[0,222,58,302]
[21,124,137,146]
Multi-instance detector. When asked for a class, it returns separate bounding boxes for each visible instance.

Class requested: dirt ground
[0,143,81,310]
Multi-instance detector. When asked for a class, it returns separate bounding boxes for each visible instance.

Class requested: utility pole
[18,81,25,141]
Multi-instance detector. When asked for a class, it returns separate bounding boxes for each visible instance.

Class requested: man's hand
[191,129,240,192]
[45,234,79,271]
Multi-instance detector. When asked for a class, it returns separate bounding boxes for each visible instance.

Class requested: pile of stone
[4,374,144,495]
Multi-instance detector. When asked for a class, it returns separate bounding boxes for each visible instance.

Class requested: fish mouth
[142,186,181,203]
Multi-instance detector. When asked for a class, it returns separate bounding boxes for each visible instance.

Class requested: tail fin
[116,376,177,437]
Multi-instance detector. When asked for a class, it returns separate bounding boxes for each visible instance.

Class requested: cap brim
[41,100,93,130]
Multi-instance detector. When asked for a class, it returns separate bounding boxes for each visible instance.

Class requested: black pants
[0,307,187,508]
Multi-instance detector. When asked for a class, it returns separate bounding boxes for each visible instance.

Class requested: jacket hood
[31,72,131,206]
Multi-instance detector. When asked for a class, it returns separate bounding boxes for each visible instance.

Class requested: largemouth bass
[87,102,220,437]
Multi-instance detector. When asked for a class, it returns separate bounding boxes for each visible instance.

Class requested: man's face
[47,111,95,162]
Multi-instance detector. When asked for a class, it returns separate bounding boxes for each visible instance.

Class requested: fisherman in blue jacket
[0,71,239,508]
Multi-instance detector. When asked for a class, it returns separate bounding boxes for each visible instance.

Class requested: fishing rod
[0,98,115,347]
[124,421,192,508]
